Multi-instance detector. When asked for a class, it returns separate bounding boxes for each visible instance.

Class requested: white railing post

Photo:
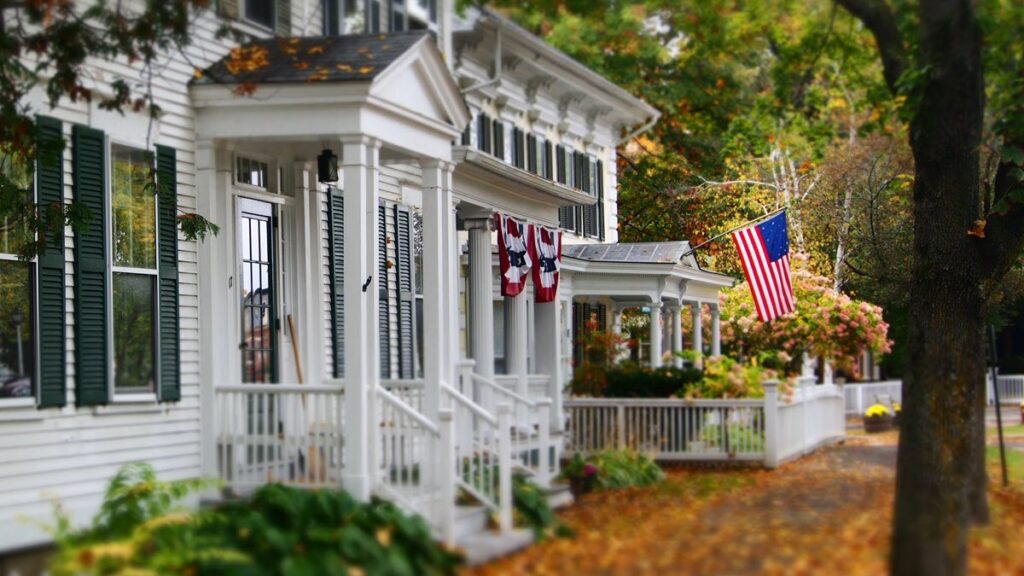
[616,403,626,449]
[438,408,456,546]
[835,382,846,440]
[763,380,780,469]
[497,403,514,533]
[537,400,552,488]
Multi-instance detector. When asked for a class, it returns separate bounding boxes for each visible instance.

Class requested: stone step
[453,505,490,541]
[457,528,534,567]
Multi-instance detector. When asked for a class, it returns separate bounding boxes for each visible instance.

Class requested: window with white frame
[110,144,158,394]
[0,158,35,401]
[236,156,270,189]
[243,0,275,29]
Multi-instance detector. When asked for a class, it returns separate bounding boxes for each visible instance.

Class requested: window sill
[95,398,166,416]
[0,398,37,410]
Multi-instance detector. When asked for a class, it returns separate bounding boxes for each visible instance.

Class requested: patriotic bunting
[496,213,533,297]
[531,225,562,303]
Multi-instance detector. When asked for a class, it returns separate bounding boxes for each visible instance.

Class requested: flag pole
[680,207,787,260]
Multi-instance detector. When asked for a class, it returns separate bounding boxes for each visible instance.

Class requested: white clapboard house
[0,0,732,559]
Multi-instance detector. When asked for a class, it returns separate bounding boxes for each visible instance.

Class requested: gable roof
[194,32,430,86]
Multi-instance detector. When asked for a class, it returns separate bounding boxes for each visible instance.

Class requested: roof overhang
[190,36,470,161]
[562,255,734,305]
[452,145,596,209]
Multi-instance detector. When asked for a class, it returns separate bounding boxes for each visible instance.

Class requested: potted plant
[864,403,893,433]
[562,453,598,498]
[1019,401,1024,424]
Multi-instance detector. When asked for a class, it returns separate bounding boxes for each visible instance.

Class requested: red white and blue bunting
[496,213,533,297]
[531,225,562,303]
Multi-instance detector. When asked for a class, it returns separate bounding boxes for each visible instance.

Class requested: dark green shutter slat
[37,116,66,408]
[275,0,291,35]
[156,145,180,402]
[527,134,537,174]
[72,125,108,406]
[378,202,390,378]
[492,120,504,160]
[394,204,414,379]
[327,188,345,378]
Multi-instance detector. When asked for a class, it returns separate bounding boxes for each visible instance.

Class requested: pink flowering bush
[720,255,893,375]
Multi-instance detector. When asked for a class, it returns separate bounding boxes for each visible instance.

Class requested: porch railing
[469,371,554,486]
[991,374,1024,405]
[215,384,345,491]
[374,385,455,541]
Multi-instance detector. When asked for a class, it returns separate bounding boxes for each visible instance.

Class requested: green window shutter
[218,0,240,19]
[275,0,292,35]
[36,116,66,408]
[72,125,109,406]
[394,204,414,379]
[156,145,180,402]
[327,187,345,378]
[378,201,391,378]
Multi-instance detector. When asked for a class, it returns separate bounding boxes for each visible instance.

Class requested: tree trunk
[890,2,985,575]
[967,382,990,525]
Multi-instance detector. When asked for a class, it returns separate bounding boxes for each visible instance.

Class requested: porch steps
[546,483,574,510]
[457,528,534,567]
[453,505,489,541]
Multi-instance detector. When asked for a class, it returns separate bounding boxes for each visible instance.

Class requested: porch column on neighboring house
[691,302,704,368]
[534,299,562,431]
[196,140,232,478]
[710,304,722,357]
[421,160,455,418]
[669,304,683,368]
[295,162,324,388]
[341,136,381,501]
[465,216,496,408]
[649,301,663,368]
[505,292,528,423]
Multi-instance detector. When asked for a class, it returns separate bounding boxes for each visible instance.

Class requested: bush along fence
[564,377,846,469]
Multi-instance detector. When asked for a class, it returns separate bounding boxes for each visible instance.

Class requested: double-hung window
[0,159,35,402]
[243,0,276,29]
[109,144,158,395]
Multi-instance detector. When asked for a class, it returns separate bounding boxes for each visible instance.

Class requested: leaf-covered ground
[465,430,1024,576]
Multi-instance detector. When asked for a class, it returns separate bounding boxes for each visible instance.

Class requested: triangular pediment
[370,39,469,133]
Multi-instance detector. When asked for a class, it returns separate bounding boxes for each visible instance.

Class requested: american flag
[731,211,795,322]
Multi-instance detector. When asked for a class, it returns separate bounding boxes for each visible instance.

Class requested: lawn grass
[987,423,1024,439]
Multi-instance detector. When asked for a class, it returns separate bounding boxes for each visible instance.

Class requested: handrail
[376,386,440,434]
[565,397,764,408]
[215,384,343,394]
[471,372,536,407]
[381,378,426,389]
[440,382,498,426]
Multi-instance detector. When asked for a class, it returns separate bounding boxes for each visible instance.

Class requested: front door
[239,198,278,384]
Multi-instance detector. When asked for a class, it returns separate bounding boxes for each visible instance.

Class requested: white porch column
[534,300,562,431]
[341,136,381,501]
[196,140,231,478]
[466,216,496,407]
[649,302,663,368]
[670,305,683,368]
[421,160,455,417]
[295,163,325,388]
[506,293,528,422]
[710,304,721,357]
[691,302,703,368]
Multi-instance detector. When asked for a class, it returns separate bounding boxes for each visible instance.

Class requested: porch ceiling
[190,32,470,162]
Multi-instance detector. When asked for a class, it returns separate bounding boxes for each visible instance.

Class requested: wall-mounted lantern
[317,148,338,183]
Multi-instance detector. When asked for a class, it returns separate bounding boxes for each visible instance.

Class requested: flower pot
[864,415,892,434]
[569,476,594,499]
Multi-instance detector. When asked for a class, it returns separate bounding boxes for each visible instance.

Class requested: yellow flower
[864,404,889,418]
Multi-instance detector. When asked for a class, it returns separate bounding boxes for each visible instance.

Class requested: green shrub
[690,356,775,399]
[602,363,703,398]
[49,463,463,576]
[512,475,573,542]
[590,450,664,489]
[700,423,766,453]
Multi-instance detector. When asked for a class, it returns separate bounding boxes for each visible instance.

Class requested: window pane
[1,156,33,256]
[112,145,157,269]
[0,260,33,399]
[245,0,275,28]
[113,272,155,392]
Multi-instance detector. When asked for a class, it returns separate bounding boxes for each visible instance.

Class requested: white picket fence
[844,380,902,415]
[990,374,1024,405]
[565,378,845,468]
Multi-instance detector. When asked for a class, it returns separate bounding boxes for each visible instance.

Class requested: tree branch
[833,0,908,94]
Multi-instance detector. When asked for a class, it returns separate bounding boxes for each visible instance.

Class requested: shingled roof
[562,242,695,266]
[193,32,430,86]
